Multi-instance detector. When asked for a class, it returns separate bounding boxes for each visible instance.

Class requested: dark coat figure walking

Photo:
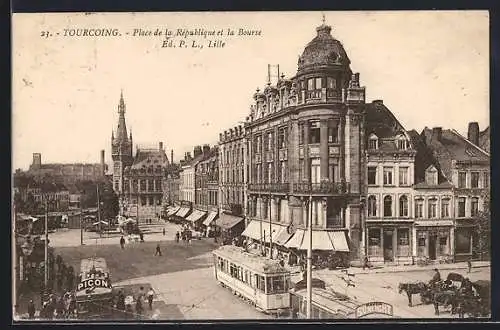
[155,244,162,256]
[116,290,125,311]
[175,232,180,243]
[139,233,144,242]
[467,259,472,273]
[135,297,143,319]
[28,299,36,319]
[147,287,155,310]
[120,236,126,249]
[163,228,166,236]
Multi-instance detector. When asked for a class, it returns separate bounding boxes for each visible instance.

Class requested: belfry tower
[111,90,133,194]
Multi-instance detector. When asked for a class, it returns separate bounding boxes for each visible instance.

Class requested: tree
[472,191,490,261]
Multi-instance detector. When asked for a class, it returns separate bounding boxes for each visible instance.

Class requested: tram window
[218,257,224,270]
[258,276,266,292]
[230,263,237,278]
[268,276,286,294]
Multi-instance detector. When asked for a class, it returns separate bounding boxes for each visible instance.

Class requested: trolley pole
[97,184,102,238]
[44,199,49,290]
[259,194,263,255]
[306,195,313,319]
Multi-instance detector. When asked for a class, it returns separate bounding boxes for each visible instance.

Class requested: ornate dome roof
[297,24,350,74]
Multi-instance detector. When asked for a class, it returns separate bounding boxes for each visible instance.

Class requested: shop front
[365,221,413,265]
[414,220,454,264]
[454,219,474,262]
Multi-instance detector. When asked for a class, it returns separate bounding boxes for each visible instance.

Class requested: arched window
[368,134,379,150]
[399,195,409,217]
[384,196,392,217]
[367,195,377,217]
[396,134,408,150]
[428,198,438,218]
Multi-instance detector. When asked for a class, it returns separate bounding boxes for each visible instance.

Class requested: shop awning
[274,226,294,245]
[215,213,244,230]
[203,211,218,226]
[328,231,350,252]
[284,229,305,249]
[241,220,262,241]
[300,230,335,251]
[167,206,180,216]
[175,207,190,218]
[415,220,454,227]
[186,209,206,223]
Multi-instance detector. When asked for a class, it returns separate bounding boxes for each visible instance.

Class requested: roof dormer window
[368,133,378,150]
[396,135,408,150]
[425,165,438,185]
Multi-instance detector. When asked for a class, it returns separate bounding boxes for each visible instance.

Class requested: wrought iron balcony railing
[293,181,350,195]
[248,182,290,193]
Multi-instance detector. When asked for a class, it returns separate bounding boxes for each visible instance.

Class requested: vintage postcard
[12,11,490,321]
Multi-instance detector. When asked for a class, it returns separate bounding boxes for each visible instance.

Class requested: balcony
[248,182,290,193]
[293,181,350,195]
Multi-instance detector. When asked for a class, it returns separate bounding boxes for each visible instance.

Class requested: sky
[12,11,489,171]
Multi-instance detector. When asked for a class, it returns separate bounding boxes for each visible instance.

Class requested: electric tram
[213,245,291,315]
[75,257,114,317]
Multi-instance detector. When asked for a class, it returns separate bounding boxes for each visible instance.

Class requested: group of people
[114,286,156,319]
[29,291,77,319]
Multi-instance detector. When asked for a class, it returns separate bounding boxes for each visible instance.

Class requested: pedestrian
[429,268,441,287]
[147,287,155,310]
[155,243,162,256]
[175,231,180,243]
[139,232,144,242]
[120,236,126,249]
[116,290,125,311]
[135,296,143,319]
[28,299,36,319]
[467,259,472,273]
[363,256,369,270]
[163,228,165,236]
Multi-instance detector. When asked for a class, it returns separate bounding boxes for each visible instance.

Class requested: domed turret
[297,24,351,75]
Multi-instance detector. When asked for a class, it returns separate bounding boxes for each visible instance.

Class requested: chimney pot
[159,142,163,150]
[432,127,443,141]
[467,122,480,146]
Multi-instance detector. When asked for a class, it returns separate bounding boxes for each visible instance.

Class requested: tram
[75,257,114,317]
[213,245,291,315]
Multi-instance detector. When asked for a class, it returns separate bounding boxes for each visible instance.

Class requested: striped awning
[175,207,190,218]
[167,206,180,216]
[274,227,294,245]
[285,229,350,252]
[186,209,206,223]
[203,211,218,226]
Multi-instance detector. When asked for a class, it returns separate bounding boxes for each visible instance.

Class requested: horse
[398,282,428,307]
[432,289,458,316]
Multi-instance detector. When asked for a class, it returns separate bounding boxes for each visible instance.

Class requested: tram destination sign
[355,301,393,318]
[77,278,112,291]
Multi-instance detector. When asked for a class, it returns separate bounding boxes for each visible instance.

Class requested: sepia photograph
[12,11,491,321]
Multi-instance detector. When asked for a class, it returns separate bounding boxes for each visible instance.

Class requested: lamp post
[44,198,49,290]
[306,194,313,319]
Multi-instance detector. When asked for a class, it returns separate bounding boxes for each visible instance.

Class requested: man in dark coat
[429,268,441,287]
[120,236,126,249]
[116,290,126,311]
[28,299,36,319]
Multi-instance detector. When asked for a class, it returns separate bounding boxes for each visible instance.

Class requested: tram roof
[293,287,359,317]
[80,257,109,274]
[213,245,289,275]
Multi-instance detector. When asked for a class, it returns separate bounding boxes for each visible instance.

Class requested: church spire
[116,90,129,141]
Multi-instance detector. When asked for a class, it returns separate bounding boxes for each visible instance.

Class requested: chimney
[159,142,163,150]
[100,150,105,176]
[202,144,210,155]
[193,146,202,158]
[171,150,174,164]
[219,133,223,142]
[467,122,480,146]
[32,153,42,169]
[432,127,442,141]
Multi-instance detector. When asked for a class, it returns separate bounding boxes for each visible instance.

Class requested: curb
[346,264,490,275]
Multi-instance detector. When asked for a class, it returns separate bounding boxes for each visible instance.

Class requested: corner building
[242,23,365,264]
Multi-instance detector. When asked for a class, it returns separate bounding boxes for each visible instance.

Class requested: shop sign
[355,301,393,318]
[77,278,112,291]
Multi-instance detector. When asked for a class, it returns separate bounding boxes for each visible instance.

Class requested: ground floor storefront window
[416,227,451,261]
[368,228,381,257]
[455,227,472,255]
[367,227,411,261]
